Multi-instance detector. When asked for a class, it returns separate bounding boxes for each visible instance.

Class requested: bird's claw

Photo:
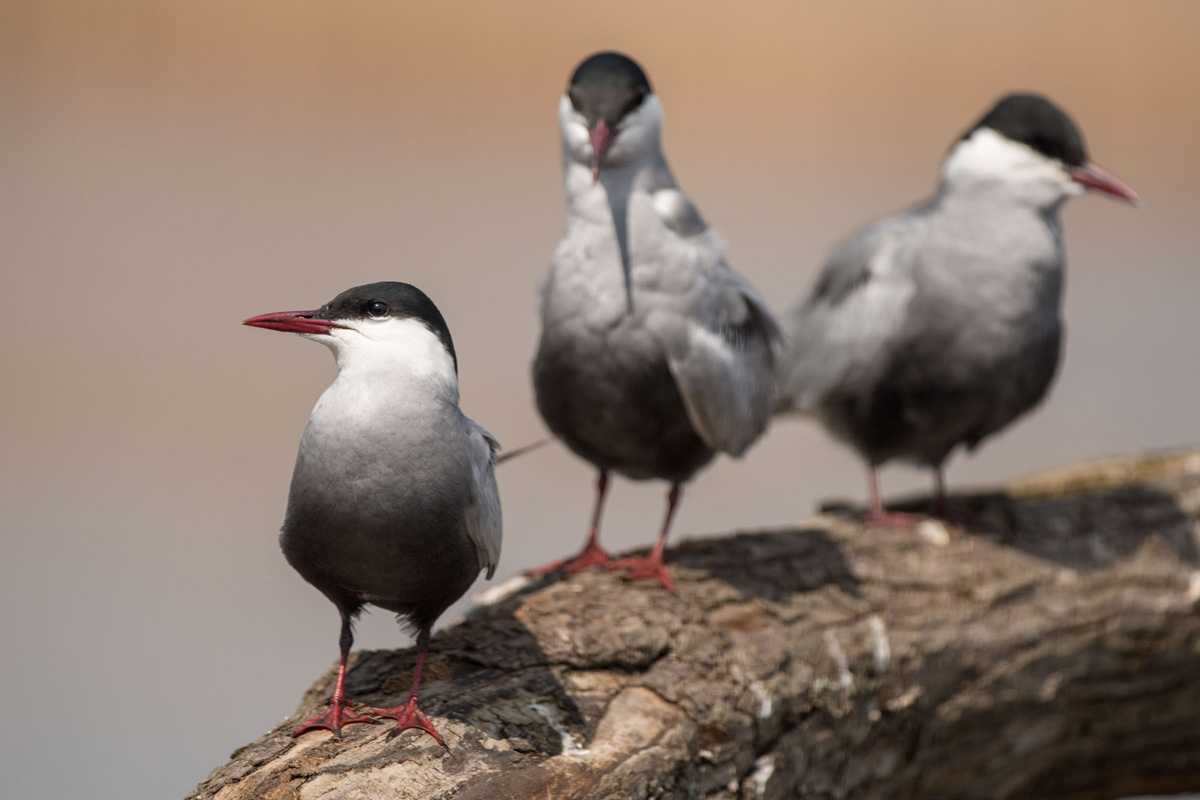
[291,700,381,738]
[528,539,613,576]
[371,698,447,747]
[610,555,676,594]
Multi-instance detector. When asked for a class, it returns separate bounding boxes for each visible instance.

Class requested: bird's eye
[367,301,388,318]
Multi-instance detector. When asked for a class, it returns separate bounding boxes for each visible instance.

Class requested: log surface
[188,449,1200,800]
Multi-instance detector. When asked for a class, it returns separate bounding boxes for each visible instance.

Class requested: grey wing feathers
[808,227,883,308]
[641,166,780,456]
[776,216,921,414]
[463,417,502,579]
[664,266,781,457]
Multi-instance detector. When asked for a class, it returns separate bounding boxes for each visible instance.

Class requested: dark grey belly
[821,329,1062,468]
[280,487,479,631]
[533,324,714,484]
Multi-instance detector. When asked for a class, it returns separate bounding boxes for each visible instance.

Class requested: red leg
[529,471,613,575]
[367,627,447,747]
[291,614,380,738]
[611,483,681,594]
[863,465,924,528]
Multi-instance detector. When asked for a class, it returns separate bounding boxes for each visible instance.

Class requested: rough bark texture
[189,449,1200,800]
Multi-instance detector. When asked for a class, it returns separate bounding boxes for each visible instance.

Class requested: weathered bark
[188,449,1200,800]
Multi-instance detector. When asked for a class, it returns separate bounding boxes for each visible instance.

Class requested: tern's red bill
[1068,163,1142,206]
[242,310,346,335]
[590,120,618,183]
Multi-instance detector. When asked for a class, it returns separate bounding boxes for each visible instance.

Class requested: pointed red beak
[242,310,346,335]
[590,120,618,184]
[1068,162,1142,206]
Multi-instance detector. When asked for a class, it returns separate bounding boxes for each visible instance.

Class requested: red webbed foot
[610,555,676,594]
[291,699,380,738]
[369,697,447,747]
[528,539,613,576]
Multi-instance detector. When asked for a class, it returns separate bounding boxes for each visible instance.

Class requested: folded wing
[776,216,921,414]
[662,265,782,457]
[462,418,502,579]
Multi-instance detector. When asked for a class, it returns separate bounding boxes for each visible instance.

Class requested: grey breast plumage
[282,388,501,630]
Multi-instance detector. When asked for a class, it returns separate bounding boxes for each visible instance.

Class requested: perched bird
[244,282,501,745]
[531,52,780,592]
[775,93,1140,524]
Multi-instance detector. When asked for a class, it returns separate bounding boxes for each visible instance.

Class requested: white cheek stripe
[941,127,1080,204]
[325,317,457,385]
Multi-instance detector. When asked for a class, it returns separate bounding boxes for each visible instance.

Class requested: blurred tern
[775,93,1140,525]
[531,51,780,591]
[244,281,501,745]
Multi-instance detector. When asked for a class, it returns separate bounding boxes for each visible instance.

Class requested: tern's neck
[328,339,460,410]
[934,174,1069,220]
[562,145,669,216]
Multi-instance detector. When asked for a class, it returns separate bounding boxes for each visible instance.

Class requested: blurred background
[2,1,1198,798]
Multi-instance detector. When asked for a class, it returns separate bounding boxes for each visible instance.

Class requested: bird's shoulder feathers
[808,209,932,309]
[775,209,932,414]
[641,164,709,239]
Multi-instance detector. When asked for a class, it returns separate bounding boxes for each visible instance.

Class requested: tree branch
[188,449,1200,800]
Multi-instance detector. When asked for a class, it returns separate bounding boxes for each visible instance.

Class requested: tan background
[2,2,1198,797]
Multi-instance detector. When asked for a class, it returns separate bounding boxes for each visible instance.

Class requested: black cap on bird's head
[244,281,458,372]
[962,92,1140,205]
[967,93,1087,167]
[568,52,652,128]
[567,52,653,181]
